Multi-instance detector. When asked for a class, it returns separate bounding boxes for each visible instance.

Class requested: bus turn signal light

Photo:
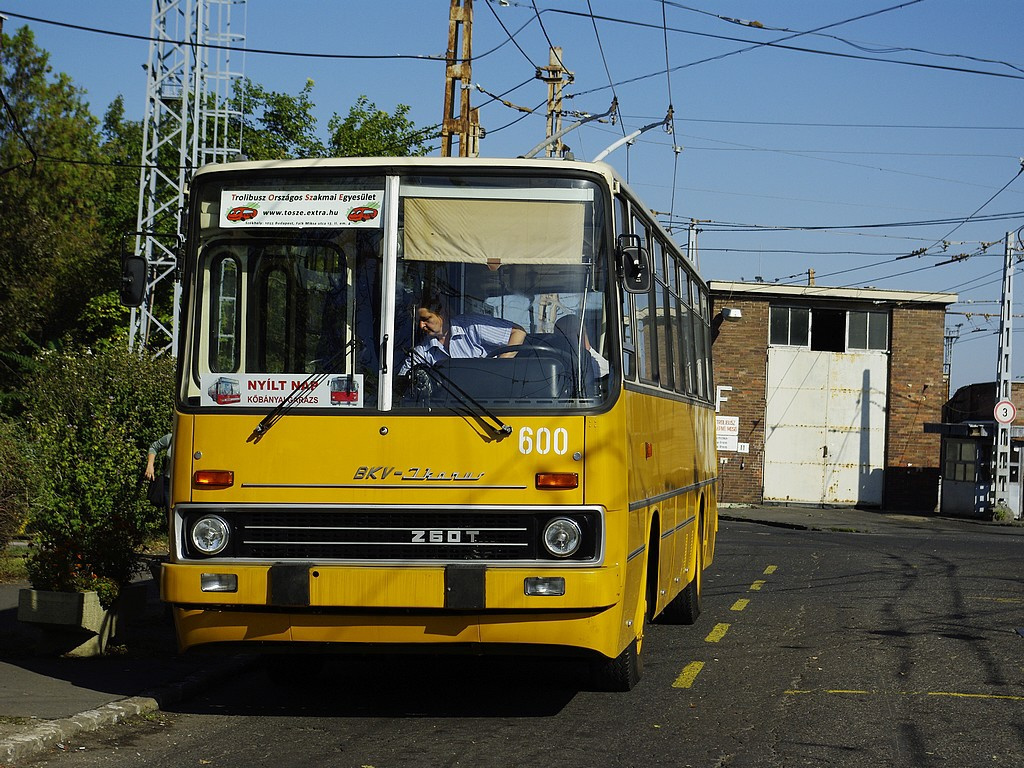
[193,470,234,489]
[535,472,579,490]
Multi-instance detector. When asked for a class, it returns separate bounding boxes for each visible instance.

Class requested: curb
[0,655,257,766]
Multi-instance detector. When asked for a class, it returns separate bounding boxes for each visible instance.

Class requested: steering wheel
[485,342,564,358]
[404,363,435,401]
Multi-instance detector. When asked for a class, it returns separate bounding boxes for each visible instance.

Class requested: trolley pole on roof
[991,231,1017,519]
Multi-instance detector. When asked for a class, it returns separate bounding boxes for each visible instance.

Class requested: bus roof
[192,155,624,184]
[190,155,698,278]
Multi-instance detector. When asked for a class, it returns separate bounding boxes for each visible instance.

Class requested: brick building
[709,281,956,510]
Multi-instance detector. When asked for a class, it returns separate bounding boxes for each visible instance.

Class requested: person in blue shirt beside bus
[144,433,172,508]
[399,292,525,374]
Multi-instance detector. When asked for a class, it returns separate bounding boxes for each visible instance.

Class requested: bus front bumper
[162,562,628,656]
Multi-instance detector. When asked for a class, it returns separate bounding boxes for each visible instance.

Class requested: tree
[70,96,145,348]
[230,80,436,160]
[231,77,325,160]
[0,27,112,370]
[97,95,143,253]
[328,95,435,157]
[1,28,439,378]
[0,418,35,551]
[22,344,174,605]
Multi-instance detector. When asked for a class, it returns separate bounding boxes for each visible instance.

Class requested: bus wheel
[658,513,703,625]
[591,636,643,691]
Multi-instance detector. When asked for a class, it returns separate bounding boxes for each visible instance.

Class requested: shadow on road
[172,653,589,718]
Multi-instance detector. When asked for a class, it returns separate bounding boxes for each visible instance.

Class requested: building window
[810,308,846,352]
[849,310,889,351]
[944,439,978,483]
[769,306,809,346]
[771,305,890,352]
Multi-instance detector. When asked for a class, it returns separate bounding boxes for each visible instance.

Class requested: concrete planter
[16,587,144,657]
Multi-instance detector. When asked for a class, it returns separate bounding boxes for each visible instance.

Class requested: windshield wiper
[246,343,353,444]
[405,351,513,441]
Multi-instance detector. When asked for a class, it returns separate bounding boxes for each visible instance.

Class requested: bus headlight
[542,517,582,558]
[190,515,230,556]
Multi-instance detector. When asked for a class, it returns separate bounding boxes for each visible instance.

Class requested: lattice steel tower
[130,0,246,355]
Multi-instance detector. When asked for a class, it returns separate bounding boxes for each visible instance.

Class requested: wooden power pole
[441,0,480,157]
[538,47,572,158]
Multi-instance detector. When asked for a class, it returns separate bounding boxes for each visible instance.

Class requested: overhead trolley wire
[484,0,540,69]
[0,9,445,61]
[547,2,1024,102]
[656,0,1024,77]
[660,0,683,231]
[529,0,565,72]
[916,164,1024,256]
[580,0,625,139]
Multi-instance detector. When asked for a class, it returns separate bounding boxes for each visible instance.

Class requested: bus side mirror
[120,253,147,307]
[617,234,651,294]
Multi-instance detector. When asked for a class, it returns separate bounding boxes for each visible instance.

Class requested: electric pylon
[130,0,245,356]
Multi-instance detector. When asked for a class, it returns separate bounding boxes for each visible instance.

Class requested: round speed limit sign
[994,399,1017,424]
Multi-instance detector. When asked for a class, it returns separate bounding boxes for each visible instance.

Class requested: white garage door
[764,347,887,505]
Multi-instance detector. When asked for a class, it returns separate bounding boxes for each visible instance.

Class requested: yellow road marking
[784,689,1024,702]
[763,565,777,575]
[928,691,1024,701]
[749,580,766,591]
[705,623,730,643]
[672,661,705,689]
[731,598,750,611]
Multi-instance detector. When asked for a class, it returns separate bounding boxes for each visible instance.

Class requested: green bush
[22,344,174,606]
[0,419,35,550]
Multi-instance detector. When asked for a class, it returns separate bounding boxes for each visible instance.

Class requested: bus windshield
[185,171,613,413]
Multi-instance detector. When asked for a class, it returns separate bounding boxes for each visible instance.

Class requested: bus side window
[668,258,686,396]
[653,239,674,392]
[698,286,713,399]
[679,271,696,395]
[209,253,241,373]
[691,280,708,400]
[616,196,636,380]
[632,216,657,385]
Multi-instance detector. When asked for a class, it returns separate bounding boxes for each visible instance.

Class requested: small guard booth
[925,382,1024,519]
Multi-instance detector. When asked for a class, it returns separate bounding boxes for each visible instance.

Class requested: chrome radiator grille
[179,507,601,563]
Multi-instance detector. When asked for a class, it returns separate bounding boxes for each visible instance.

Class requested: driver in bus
[398,291,526,375]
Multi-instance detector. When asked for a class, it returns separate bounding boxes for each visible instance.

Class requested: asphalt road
[17,520,1024,768]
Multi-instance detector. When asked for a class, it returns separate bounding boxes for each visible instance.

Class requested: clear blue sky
[3,0,1023,393]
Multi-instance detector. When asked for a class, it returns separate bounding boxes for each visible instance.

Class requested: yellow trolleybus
[151,156,717,690]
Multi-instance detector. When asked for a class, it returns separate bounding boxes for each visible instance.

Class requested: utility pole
[538,47,572,158]
[943,324,961,399]
[991,231,1017,518]
[441,0,479,157]
[686,219,708,270]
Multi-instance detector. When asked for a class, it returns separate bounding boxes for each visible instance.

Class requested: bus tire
[659,513,703,625]
[592,636,643,691]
